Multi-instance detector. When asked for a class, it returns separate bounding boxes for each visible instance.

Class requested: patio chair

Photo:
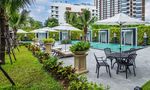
[123,48,137,67]
[116,54,137,79]
[94,53,111,78]
[104,48,115,69]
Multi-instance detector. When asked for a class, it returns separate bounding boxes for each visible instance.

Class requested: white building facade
[50,2,98,24]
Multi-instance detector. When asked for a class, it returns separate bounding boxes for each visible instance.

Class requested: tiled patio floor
[58,44,150,90]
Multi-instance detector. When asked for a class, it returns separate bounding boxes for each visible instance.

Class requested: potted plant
[70,41,90,74]
[43,38,55,54]
[70,41,90,55]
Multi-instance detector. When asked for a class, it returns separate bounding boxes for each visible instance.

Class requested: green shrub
[70,41,90,53]
[68,76,106,90]
[43,56,58,70]
[27,44,107,90]
[43,38,55,44]
[61,39,71,44]
[35,51,50,63]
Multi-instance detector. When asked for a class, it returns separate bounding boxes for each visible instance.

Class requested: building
[50,2,98,24]
[95,0,145,20]
[121,0,145,20]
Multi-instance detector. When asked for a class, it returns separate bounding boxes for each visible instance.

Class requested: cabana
[52,23,80,41]
[30,27,57,40]
[96,13,146,49]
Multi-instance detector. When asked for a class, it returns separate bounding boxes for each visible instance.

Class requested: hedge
[17,25,150,45]
[92,25,150,45]
[49,32,59,41]
[71,30,83,40]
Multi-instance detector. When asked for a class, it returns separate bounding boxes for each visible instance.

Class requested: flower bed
[26,44,108,90]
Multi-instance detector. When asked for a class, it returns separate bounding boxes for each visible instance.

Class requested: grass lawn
[142,80,150,90]
[0,46,63,90]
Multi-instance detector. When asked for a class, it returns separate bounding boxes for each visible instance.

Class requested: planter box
[74,53,88,74]
[44,43,52,54]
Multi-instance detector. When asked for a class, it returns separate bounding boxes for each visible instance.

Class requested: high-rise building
[95,0,145,20]
[121,0,145,20]
[50,2,98,24]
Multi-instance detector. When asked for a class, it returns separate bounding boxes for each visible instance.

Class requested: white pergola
[52,23,80,40]
[96,13,145,25]
[30,27,58,40]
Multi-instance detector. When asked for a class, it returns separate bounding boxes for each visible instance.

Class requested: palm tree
[0,0,34,64]
[9,10,30,47]
[78,9,97,40]
[65,10,97,40]
[44,18,59,27]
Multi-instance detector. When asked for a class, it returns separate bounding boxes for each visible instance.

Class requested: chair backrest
[127,54,137,64]
[94,53,100,65]
[104,48,111,57]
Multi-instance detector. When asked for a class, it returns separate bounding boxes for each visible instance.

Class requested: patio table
[108,52,130,73]
[108,52,130,59]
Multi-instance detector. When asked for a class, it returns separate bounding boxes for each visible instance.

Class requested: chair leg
[106,66,108,73]
[116,64,119,74]
[133,65,136,76]
[97,66,100,78]
[96,64,97,73]
[110,59,113,69]
[128,67,131,74]
[126,66,128,79]
[108,66,111,78]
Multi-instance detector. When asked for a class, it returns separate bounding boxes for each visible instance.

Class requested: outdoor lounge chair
[104,48,115,69]
[116,54,137,79]
[94,53,111,78]
[53,49,73,58]
[52,47,62,56]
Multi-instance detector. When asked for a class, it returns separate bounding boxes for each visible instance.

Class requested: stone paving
[58,44,150,90]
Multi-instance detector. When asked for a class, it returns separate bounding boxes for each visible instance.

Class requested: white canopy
[52,23,80,31]
[17,29,28,33]
[40,27,57,32]
[96,13,146,25]
[30,29,45,33]
[30,27,57,33]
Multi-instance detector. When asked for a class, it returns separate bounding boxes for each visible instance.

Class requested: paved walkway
[58,44,150,90]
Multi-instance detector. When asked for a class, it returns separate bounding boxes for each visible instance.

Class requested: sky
[28,0,150,23]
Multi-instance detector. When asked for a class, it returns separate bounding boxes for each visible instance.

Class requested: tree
[28,17,43,29]
[65,9,97,40]
[0,0,34,64]
[44,18,58,27]
[9,10,30,47]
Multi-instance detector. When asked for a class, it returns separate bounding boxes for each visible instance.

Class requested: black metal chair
[123,48,137,67]
[94,53,111,78]
[104,48,115,69]
[116,54,137,79]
